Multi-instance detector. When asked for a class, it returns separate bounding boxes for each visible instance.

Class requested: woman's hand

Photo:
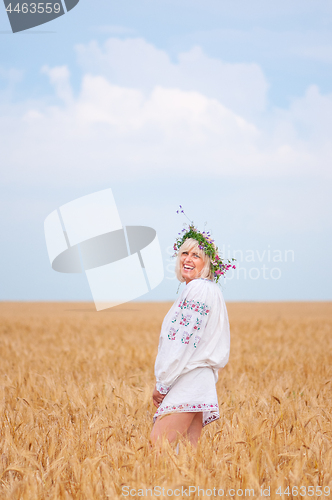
[152,386,166,408]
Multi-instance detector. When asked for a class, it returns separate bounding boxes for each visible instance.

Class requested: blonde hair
[175,238,214,282]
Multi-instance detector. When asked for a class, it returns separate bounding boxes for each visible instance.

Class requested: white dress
[153,278,230,427]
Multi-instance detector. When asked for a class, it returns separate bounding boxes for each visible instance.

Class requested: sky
[0,0,331,303]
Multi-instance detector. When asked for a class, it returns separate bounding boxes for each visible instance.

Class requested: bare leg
[185,411,203,447]
[150,412,203,448]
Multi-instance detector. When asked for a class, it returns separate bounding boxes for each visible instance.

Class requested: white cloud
[89,25,136,36]
[1,38,332,189]
[75,38,268,118]
[291,44,332,64]
[0,66,23,84]
[178,24,332,70]
[2,74,261,184]
[41,65,73,104]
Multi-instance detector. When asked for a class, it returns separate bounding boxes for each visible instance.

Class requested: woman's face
[180,247,206,284]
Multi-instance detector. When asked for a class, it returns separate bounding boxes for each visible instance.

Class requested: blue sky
[0,0,331,302]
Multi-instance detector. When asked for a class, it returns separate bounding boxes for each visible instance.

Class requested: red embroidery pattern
[193,317,202,330]
[171,311,179,323]
[179,313,192,326]
[153,402,219,427]
[193,335,201,348]
[168,327,178,340]
[181,331,192,344]
[178,298,210,316]
[156,382,170,394]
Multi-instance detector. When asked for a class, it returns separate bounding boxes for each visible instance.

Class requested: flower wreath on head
[173,205,236,284]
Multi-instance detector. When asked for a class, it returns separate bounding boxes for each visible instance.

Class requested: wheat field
[0,301,331,499]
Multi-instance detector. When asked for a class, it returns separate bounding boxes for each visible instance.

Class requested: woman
[150,221,234,448]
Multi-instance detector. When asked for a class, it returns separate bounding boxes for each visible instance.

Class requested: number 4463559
[6,3,61,14]
[276,485,330,496]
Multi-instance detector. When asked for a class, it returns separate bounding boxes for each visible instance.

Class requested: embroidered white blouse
[155,278,230,395]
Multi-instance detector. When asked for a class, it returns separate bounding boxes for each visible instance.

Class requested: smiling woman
[150,222,232,449]
[176,238,213,284]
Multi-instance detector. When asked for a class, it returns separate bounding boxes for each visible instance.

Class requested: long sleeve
[154,279,213,394]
